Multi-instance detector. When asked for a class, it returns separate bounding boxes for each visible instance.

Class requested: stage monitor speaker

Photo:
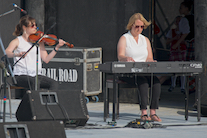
[0,121,66,138]
[16,90,89,127]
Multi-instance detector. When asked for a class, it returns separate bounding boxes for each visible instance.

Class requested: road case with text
[42,47,102,101]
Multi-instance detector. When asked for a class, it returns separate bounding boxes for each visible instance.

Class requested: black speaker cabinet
[0,121,66,138]
[16,90,89,127]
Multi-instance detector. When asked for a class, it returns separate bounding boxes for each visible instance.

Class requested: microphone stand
[0,9,16,18]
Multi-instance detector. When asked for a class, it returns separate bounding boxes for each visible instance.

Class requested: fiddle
[29,30,74,48]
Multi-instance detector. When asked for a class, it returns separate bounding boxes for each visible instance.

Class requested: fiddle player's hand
[56,39,66,48]
[15,51,27,58]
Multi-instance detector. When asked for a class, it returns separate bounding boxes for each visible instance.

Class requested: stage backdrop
[0,0,21,56]
[44,0,150,63]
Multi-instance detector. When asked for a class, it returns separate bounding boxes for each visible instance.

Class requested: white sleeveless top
[123,31,148,62]
[13,36,42,76]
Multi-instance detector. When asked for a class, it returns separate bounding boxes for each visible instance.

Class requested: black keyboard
[98,61,203,74]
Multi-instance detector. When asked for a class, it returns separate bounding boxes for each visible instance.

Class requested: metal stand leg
[3,68,7,122]
[107,87,109,118]
[185,76,189,120]
[103,73,107,122]
[197,76,201,122]
[116,84,119,119]
[7,85,12,119]
[112,74,117,122]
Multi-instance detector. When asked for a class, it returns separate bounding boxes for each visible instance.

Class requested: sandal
[141,115,151,121]
[150,114,162,122]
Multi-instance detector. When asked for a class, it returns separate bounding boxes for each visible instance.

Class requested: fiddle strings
[43,35,74,48]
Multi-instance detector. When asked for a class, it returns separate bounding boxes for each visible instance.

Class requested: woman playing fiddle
[5,15,65,90]
[117,13,161,122]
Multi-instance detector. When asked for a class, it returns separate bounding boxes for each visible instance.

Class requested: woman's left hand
[56,39,66,48]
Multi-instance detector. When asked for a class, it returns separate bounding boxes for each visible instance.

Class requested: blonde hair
[126,13,151,30]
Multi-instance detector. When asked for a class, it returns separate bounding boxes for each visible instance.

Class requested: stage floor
[1,85,207,138]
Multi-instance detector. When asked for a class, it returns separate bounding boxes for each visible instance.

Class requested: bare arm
[145,37,156,62]
[40,39,65,63]
[5,38,26,58]
[117,36,135,62]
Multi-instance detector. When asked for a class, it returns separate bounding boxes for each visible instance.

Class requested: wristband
[54,47,58,52]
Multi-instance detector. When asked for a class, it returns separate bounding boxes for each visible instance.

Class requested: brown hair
[126,13,151,30]
[13,15,36,36]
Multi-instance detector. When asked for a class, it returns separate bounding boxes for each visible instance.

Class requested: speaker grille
[16,90,89,127]
[4,124,29,138]
[39,92,58,105]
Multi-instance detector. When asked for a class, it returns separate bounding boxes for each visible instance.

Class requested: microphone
[13,3,27,14]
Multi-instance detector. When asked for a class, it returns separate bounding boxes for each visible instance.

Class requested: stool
[104,79,138,121]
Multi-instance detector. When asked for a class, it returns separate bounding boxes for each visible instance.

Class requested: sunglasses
[134,25,144,29]
[28,23,37,28]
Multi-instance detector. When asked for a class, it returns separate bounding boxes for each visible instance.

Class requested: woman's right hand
[119,56,135,62]
[15,51,27,58]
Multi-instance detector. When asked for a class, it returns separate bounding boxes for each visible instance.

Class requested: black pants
[15,75,59,90]
[119,76,161,110]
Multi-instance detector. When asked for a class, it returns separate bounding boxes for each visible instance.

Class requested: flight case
[42,47,102,102]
